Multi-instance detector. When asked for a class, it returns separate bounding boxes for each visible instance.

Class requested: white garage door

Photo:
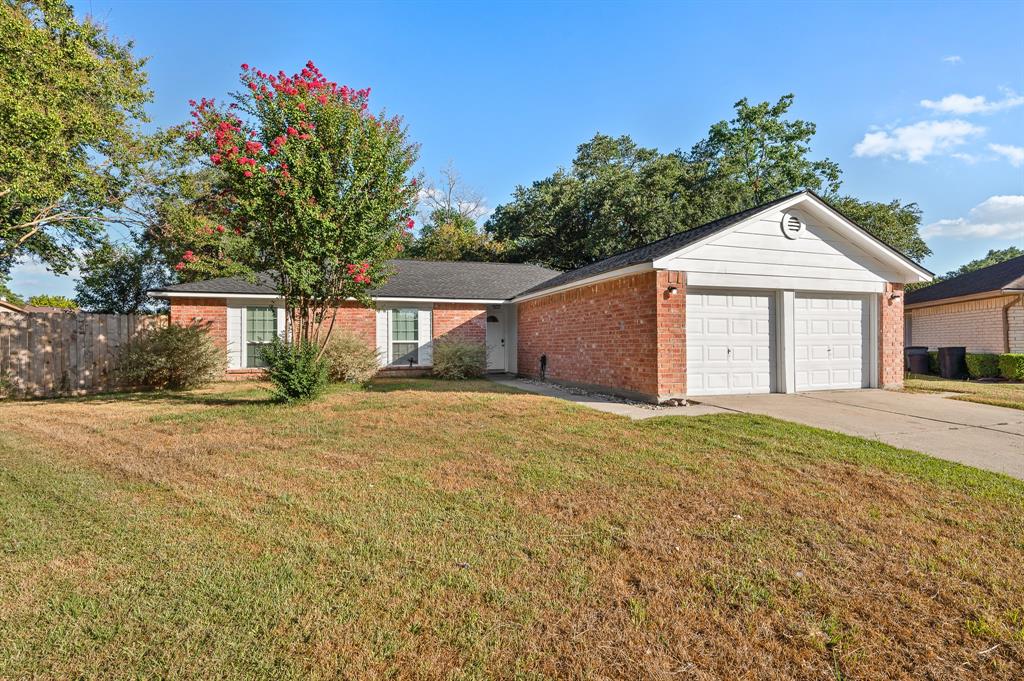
[794,294,868,391]
[686,289,774,396]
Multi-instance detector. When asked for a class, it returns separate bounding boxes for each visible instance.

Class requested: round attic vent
[780,212,805,240]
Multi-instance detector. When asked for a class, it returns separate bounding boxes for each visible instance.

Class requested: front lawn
[1,379,1022,678]
[905,373,1024,410]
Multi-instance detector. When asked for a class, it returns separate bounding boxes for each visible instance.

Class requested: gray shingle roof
[151,260,561,300]
[905,254,1024,306]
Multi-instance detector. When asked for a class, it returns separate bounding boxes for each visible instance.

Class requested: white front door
[794,293,868,391]
[485,307,506,371]
[686,289,775,396]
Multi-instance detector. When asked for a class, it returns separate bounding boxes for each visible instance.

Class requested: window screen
[391,308,418,365]
[246,307,277,368]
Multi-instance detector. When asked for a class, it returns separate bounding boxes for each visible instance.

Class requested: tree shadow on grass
[368,377,519,395]
[5,385,275,408]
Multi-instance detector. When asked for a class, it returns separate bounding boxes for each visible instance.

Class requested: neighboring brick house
[904,255,1024,354]
[151,191,932,401]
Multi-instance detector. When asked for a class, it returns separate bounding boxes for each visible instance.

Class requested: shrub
[927,351,939,375]
[323,332,379,384]
[965,353,1001,379]
[260,338,330,402]
[998,353,1024,381]
[117,323,224,390]
[432,339,486,380]
[0,370,14,400]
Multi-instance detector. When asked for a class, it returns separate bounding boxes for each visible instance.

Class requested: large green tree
[829,196,930,262]
[686,95,841,215]
[74,239,167,313]
[184,61,418,347]
[0,0,150,276]
[487,96,929,270]
[487,134,692,270]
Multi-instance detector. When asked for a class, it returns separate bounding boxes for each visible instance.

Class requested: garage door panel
[687,289,775,396]
[794,293,869,391]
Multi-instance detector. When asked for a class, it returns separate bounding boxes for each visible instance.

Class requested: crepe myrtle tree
[182,61,419,350]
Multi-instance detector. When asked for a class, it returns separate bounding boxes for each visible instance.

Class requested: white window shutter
[375,308,389,366]
[418,308,433,366]
[226,305,243,369]
[275,305,286,341]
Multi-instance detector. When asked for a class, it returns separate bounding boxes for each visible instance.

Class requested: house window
[246,306,277,368]
[391,308,419,365]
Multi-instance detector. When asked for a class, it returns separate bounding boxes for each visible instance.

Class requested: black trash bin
[905,346,930,375]
[938,346,967,379]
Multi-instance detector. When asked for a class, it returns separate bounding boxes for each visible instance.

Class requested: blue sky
[10,0,1023,297]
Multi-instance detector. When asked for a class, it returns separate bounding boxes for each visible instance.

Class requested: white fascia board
[510,262,654,303]
[371,297,507,304]
[151,291,282,301]
[153,292,506,305]
[651,193,933,283]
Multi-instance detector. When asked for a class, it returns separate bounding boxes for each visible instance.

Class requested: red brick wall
[655,271,686,397]
[880,283,904,389]
[321,302,376,348]
[169,297,228,351]
[433,304,486,343]
[517,271,686,402]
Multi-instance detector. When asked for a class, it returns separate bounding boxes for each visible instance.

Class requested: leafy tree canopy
[408,209,507,262]
[182,61,418,348]
[0,0,150,277]
[26,294,77,309]
[487,95,930,271]
[0,277,24,305]
[75,239,168,313]
[828,196,930,262]
[406,166,505,261]
[941,246,1023,280]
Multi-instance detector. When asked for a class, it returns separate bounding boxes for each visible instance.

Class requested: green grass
[0,378,1021,679]
[905,373,1024,410]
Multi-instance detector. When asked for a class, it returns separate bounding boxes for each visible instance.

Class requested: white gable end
[654,195,928,292]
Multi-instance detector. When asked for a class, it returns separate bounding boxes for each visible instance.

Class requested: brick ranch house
[904,254,1024,354]
[151,191,932,402]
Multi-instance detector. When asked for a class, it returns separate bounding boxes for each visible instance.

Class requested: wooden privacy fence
[0,312,165,397]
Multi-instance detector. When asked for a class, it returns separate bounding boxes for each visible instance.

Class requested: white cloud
[989,143,1024,167]
[942,55,962,64]
[922,195,1024,239]
[950,152,980,164]
[852,120,984,162]
[920,91,1024,115]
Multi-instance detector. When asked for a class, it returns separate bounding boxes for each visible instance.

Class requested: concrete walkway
[486,376,726,418]
[698,390,1024,479]
[489,377,1024,479]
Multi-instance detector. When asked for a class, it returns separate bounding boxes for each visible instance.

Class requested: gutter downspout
[1002,292,1024,353]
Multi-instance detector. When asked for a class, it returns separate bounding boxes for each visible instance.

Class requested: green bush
[260,338,330,402]
[431,339,486,380]
[323,332,380,384]
[927,351,939,375]
[998,353,1024,381]
[965,353,1001,379]
[0,370,13,400]
[117,323,224,390]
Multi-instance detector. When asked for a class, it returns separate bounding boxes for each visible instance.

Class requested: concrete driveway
[699,390,1024,479]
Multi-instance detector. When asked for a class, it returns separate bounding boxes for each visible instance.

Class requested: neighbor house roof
[905,254,1024,307]
[0,298,27,314]
[150,260,561,301]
